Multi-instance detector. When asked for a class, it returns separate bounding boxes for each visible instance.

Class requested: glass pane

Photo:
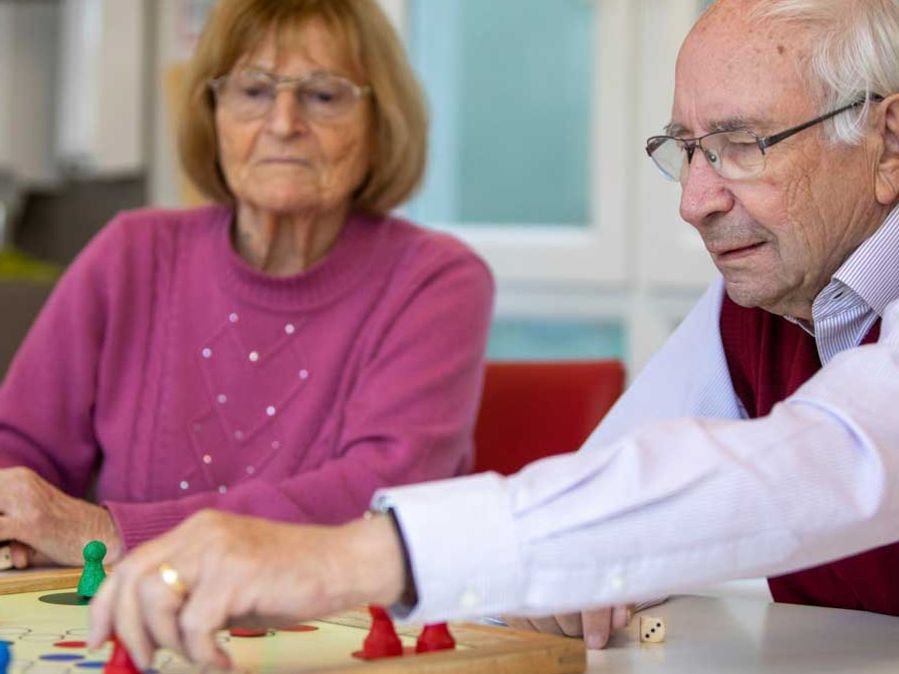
[486,319,625,361]
[407,0,596,226]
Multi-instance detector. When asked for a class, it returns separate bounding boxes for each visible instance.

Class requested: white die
[0,545,12,571]
[639,615,666,643]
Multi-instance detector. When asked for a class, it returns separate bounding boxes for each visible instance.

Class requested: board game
[0,570,585,674]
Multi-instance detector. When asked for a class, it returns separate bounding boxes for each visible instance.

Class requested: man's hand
[0,466,123,567]
[88,510,406,669]
[504,606,632,650]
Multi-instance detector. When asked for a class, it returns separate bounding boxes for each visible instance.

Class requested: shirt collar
[832,202,899,317]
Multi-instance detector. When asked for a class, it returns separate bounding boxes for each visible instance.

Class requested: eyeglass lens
[216,71,363,121]
[649,131,766,182]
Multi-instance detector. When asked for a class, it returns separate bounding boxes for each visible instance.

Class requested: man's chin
[722,281,772,311]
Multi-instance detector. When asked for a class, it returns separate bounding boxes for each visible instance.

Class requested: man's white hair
[753,0,899,144]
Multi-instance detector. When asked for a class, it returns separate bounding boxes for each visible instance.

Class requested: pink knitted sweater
[0,206,493,549]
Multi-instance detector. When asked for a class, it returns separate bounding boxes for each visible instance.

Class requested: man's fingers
[581,608,613,650]
[612,604,632,630]
[88,573,118,649]
[137,572,187,658]
[525,616,567,637]
[550,613,583,637]
[502,616,534,632]
[178,576,233,670]
[10,541,31,569]
[112,569,158,669]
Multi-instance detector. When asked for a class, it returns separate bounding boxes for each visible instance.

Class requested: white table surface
[587,594,899,673]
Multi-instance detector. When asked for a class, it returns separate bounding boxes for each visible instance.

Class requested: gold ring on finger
[158,562,188,597]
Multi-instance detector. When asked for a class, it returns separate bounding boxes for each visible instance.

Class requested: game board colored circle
[38,591,90,606]
[54,640,88,648]
[22,633,65,643]
[280,625,319,632]
[228,628,270,637]
[75,661,107,669]
[40,653,86,662]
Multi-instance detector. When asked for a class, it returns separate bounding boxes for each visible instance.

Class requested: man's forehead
[669,8,815,136]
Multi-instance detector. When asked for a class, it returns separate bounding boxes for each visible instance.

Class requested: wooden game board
[0,570,586,674]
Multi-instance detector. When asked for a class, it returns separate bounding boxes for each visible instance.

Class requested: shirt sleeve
[378,297,899,623]
[105,249,495,549]
[583,276,744,451]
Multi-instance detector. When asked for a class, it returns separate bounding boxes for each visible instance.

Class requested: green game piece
[77,540,107,599]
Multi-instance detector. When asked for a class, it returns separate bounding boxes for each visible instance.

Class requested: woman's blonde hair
[178,0,428,216]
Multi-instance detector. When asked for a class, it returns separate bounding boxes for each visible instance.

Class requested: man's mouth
[711,241,766,261]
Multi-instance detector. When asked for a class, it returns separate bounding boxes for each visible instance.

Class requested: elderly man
[90,0,899,668]
[533,0,899,646]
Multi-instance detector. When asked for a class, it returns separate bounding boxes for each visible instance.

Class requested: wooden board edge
[319,610,586,674]
[0,567,81,595]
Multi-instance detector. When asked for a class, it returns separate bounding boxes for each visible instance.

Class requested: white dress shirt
[375,206,899,624]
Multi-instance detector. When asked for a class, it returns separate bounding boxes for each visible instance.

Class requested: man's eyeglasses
[645,95,881,182]
[209,69,371,123]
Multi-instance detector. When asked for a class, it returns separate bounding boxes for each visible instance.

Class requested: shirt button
[201,348,212,359]
[179,480,189,490]
[229,312,239,323]
[249,351,260,362]
[284,323,296,335]
[299,369,309,380]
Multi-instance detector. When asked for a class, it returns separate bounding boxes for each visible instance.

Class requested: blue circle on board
[75,661,107,668]
[40,654,86,662]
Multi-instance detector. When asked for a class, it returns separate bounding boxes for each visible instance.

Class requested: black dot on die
[644,633,650,639]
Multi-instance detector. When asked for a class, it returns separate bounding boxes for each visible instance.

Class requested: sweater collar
[215,205,389,311]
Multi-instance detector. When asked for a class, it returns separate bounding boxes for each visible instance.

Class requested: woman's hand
[88,510,406,669]
[0,466,123,567]
[503,606,633,650]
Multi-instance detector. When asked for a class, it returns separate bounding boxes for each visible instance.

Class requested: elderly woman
[0,0,492,568]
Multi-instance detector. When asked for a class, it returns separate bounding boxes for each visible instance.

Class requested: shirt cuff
[372,472,525,624]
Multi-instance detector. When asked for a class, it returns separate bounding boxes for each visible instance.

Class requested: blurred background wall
[0,0,716,378]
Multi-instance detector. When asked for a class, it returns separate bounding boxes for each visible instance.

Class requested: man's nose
[679,149,735,229]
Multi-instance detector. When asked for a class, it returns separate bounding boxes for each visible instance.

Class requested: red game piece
[415,623,455,653]
[104,636,140,674]
[360,605,403,659]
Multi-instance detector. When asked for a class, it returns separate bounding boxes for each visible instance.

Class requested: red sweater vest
[720,294,899,615]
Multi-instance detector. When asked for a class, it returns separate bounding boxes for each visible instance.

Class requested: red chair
[473,360,625,475]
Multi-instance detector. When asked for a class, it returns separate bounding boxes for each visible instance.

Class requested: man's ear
[875,94,899,206]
